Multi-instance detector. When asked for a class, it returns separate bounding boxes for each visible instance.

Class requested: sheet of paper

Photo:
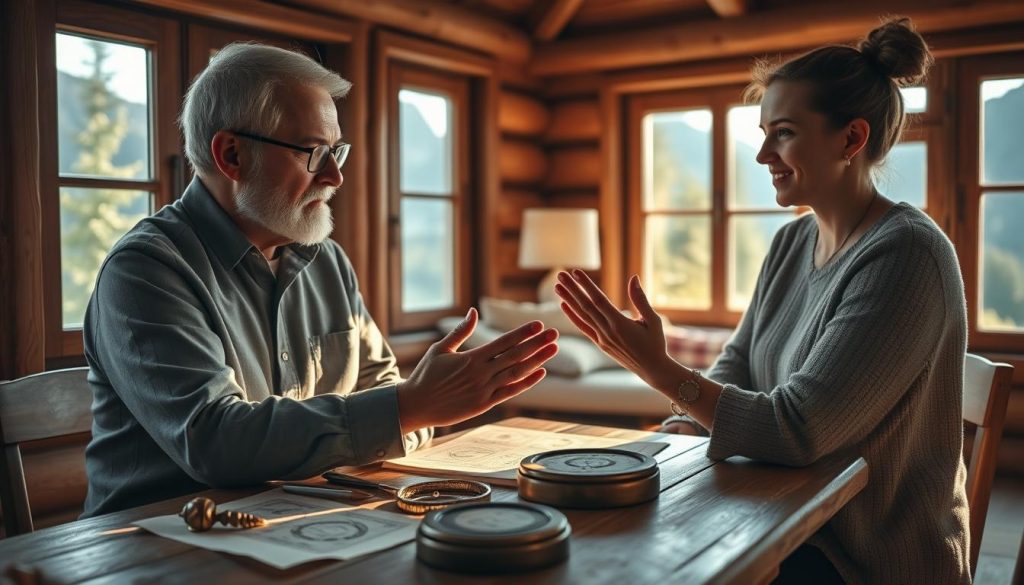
[382,424,672,485]
[133,489,418,569]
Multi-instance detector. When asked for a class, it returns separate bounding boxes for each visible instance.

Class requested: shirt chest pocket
[309,328,359,395]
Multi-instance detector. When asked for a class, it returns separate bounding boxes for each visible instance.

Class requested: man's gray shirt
[83,178,430,516]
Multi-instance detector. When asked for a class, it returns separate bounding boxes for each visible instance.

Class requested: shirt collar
[179,178,320,270]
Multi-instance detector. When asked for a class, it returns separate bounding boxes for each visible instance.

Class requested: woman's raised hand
[554,270,672,388]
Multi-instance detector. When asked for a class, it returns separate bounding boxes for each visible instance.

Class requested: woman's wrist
[647,355,691,399]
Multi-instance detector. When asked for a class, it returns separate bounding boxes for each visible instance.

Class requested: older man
[82,43,557,516]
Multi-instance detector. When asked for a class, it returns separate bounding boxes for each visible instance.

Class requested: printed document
[134,489,418,569]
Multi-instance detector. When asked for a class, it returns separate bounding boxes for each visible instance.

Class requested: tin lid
[419,501,569,547]
[519,448,658,484]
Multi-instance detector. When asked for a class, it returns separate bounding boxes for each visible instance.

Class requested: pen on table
[281,483,374,500]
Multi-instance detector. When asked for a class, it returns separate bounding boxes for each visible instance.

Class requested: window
[627,73,955,326]
[389,66,472,332]
[629,88,796,325]
[43,1,181,361]
[55,32,154,330]
[960,53,1024,349]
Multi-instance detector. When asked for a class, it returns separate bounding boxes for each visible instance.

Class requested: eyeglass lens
[309,143,351,173]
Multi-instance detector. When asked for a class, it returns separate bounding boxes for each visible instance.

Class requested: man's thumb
[436,307,478,352]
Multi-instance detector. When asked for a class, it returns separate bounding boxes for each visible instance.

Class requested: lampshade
[518,208,601,270]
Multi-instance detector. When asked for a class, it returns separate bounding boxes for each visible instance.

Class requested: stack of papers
[383,423,670,485]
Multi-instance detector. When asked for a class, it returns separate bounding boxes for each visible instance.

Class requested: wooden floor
[976,476,1024,584]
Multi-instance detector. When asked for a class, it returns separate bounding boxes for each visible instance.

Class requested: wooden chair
[0,367,92,537]
[963,353,1014,577]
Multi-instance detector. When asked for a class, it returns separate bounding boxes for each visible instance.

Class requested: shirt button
[281,351,290,362]
[376,449,386,458]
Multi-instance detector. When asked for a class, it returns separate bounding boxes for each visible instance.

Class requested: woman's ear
[843,118,871,161]
[210,130,243,182]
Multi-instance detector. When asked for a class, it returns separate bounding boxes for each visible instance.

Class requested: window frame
[957,51,1024,352]
[43,0,182,363]
[372,30,498,340]
[387,65,473,333]
[627,85,798,327]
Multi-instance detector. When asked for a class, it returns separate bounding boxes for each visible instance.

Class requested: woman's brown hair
[744,17,935,163]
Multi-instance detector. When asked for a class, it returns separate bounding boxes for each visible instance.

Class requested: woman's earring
[843,155,852,167]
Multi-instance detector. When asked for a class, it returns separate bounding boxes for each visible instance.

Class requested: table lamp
[518,208,601,303]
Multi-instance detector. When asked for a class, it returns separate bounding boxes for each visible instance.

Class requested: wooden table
[0,417,867,584]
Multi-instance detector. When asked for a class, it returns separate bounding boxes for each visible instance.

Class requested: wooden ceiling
[278,0,1024,76]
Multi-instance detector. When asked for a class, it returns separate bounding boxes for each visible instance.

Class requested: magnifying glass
[323,471,491,514]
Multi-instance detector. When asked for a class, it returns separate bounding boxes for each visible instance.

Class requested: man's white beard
[235,176,335,246]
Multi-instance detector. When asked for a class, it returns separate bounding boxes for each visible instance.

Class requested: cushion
[479,297,579,336]
[664,324,733,369]
[437,316,619,378]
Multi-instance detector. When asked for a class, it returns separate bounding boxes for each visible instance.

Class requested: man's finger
[470,319,545,359]
[490,369,547,404]
[491,343,558,387]
[490,328,558,369]
[434,307,478,352]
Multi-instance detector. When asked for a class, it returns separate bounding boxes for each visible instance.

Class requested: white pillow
[436,315,619,378]
[479,297,579,336]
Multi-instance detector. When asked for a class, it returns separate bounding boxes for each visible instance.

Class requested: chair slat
[0,367,92,444]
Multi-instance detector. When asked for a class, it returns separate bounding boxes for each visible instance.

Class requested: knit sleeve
[707,221,947,465]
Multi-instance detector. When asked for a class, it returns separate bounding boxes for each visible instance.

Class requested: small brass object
[178,496,267,532]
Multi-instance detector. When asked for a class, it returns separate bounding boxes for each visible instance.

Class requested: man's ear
[210,130,243,182]
[843,118,871,161]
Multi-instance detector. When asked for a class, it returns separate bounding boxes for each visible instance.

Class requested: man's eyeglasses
[233,131,351,173]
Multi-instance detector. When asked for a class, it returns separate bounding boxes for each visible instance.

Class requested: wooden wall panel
[546,146,601,190]
[545,99,601,144]
[495,279,539,302]
[0,0,46,379]
[499,138,547,185]
[497,234,544,281]
[498,189,544,232]
[495,81,548,302]
[548,191,600,210]
[498,91,549,137]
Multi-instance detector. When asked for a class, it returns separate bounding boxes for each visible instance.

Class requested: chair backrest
[0,367,92,536]
[962,353,1014,577]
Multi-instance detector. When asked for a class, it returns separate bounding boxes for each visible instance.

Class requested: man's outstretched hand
[396,308,558,432]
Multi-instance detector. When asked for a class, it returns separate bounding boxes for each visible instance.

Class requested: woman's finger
[555,272,612,331]
[558,300,599,341]
[571,269,625,324]
[627,274,663,333]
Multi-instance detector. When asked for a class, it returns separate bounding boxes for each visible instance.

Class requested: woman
[555,17,970,584]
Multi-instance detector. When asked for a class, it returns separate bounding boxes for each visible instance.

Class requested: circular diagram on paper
[290,520,369,541]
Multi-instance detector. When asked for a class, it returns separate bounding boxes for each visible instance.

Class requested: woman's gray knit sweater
[706,202,971,584]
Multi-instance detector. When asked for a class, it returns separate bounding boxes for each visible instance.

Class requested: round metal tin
[416,501,570,573]
[517,448,660,508]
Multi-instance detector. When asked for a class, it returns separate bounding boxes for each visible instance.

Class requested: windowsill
[389,330,441,366]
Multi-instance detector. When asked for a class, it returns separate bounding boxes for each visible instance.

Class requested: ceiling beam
[530,0,1024,76]
[131,0,358,42]
[281,0,531,63]
[533,0,585,42]
[706,0,748,18]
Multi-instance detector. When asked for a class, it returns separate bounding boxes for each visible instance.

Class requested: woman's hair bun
[857,17,934,86]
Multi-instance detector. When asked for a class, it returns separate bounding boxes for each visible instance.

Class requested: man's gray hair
[179,42,351,176]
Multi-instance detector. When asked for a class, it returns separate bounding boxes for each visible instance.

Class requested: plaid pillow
[664,325,734,370]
